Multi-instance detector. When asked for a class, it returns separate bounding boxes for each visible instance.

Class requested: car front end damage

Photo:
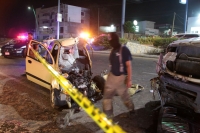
[48,38,105,110]
[151,38,200,133]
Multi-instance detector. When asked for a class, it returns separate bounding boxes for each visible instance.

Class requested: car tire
[50,88,60,109]
[92,75,105,94]
[22,49,26,58]
[157,107,164,133]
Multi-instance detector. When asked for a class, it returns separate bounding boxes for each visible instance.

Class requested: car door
[26,40,55,89]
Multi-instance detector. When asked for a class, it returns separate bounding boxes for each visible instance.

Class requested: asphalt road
[0,53,160,132]
[0,53,159,109]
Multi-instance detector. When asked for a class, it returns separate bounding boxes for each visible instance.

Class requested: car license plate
[5,52,10,55]
[17,51,21,53]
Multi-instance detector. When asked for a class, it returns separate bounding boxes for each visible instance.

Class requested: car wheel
[92,75,105,94]
[22,49,26,58]
[50,88,60,109]
[157,107,164,133]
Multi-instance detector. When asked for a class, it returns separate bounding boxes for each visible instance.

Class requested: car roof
[54,37,88,47]
[169,37,200,47]
[54,37,77,47]
[173,33,200,36]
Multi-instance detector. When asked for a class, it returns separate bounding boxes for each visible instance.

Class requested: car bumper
[2,48,23,57]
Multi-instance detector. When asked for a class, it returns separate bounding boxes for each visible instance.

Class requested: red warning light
[17,35,27,40]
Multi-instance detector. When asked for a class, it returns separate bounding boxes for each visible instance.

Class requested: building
[187,16,200,34]
[137,21,159,36]
[35,4,90,41]
[155,24,183,36]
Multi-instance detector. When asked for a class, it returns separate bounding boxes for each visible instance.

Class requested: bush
[138,36,161,45]
[92,34,128,49]
[120,38,128,45]
[153,38,178,48]
[92,34,110,49]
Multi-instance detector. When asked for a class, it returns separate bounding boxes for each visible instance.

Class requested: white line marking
[142,72,157,75]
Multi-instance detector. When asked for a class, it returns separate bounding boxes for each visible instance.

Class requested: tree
[124,21,135,39]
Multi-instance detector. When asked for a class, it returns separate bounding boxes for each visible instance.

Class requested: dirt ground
[0,77,160,133]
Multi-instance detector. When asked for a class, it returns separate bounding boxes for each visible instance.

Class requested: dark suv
[152,37,200,133]
[172,33,200,39]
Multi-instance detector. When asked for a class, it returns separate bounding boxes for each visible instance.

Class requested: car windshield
[184,34,199,38]
[173,34,184,38]
[9,39,27,45]
[173,34,200,38]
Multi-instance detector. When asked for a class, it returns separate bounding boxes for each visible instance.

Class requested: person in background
[102,32,135,118]
[24,32,33,57]
[29,44,39,59]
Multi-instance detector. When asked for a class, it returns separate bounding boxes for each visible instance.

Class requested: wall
[187,17,200,34]
[126,42,163,54]
[138,21,156,35]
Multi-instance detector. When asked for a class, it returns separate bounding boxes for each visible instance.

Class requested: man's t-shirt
[109,46,132,76]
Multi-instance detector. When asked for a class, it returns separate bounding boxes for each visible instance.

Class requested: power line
[176,16,185,25]
[176,13,185,20]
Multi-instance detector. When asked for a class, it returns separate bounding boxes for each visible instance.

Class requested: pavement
[90,49,160,59]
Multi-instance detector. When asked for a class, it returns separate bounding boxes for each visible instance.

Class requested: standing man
[103,32,135,118]
[23,32,33,57]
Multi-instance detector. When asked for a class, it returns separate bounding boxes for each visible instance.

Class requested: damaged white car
[25,37,105,110]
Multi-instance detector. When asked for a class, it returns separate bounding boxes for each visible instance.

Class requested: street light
[28,6,38,38]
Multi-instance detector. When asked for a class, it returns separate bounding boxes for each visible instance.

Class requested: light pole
[28,6,38,38]
[98,8,99,35]
[184,0,188,33]
[179,0,188,33]
[57,0,61,39]
[121,0,126,38]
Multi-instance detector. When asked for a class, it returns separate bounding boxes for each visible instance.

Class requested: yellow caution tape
[30,46,126,133]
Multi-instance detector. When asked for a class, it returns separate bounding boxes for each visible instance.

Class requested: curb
[89,50,159,59]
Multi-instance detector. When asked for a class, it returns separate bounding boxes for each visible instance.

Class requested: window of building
[81,12,85,16]
[43,20,49,24]
[60,27,64,33]
[43,13,49,16]
[43,36,49,39]
[81,19,84,23]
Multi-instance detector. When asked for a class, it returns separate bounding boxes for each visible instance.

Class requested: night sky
[0,0,199,37]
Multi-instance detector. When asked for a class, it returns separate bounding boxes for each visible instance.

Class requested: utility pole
[57,0,60,39]
[171,12,176,36]
[184,0,188,33]
[98,8,99,35]
[28,6,38,39]
[121,0,126,38]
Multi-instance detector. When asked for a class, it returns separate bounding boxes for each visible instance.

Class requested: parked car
[1,39,28,58]
[172,33,200,39]
[25,37,105,110]
[90,34,109,50]
[152,37,200,132]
